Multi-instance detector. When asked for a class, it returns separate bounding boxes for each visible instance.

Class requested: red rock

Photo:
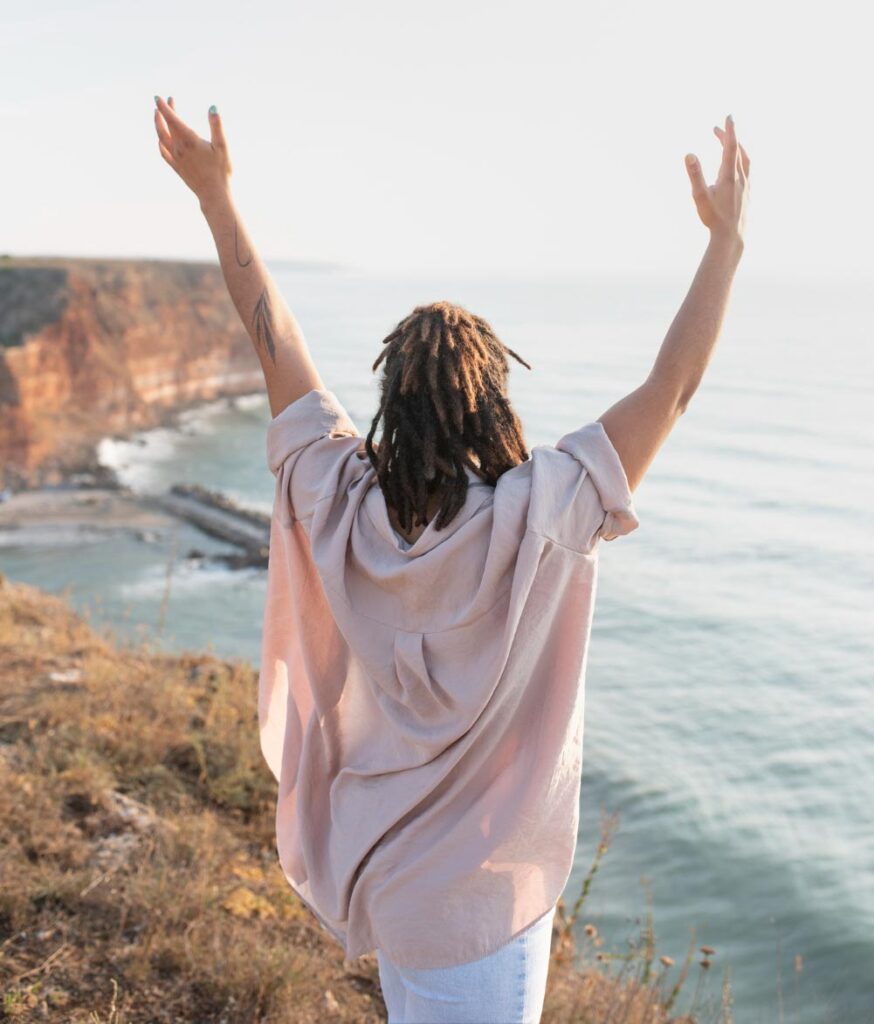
[0,256,263,488]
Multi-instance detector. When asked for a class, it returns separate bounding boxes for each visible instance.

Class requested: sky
[2,0,872,280]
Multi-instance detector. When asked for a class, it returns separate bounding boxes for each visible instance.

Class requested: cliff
[0,255,267,489]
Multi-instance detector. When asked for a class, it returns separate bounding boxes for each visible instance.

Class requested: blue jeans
[376,905,556,1023]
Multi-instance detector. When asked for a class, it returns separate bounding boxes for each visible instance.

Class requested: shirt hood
[362,462,496,558]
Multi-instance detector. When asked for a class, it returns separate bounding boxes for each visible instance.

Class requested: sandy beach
[0,484,269,568]
[0,487,174,549]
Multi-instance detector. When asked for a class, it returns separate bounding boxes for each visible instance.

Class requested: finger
[717,114,739,184]
[720,125,753,180]
[158,140,175,166]
[685,153,709,205]
[154,108,172,148]
[155,95,198,143]
[719,125,743,179]
[738,141,751,179]
[208,105,227,150]
[154,103,173,141]
[715,125,750,179]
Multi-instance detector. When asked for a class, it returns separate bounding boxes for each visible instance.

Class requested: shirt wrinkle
[531,527,604,557]
[258,387,640,970]
[317,574,518,635]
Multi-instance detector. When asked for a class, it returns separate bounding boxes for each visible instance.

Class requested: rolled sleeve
[266,389,362,526]
[555,421,640,543]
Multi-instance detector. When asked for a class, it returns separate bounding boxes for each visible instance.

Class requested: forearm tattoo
[252,288,278,365]
[234,217,275,365]
[234,220,253,268]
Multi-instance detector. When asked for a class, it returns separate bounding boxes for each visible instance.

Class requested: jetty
[142,483,271,568]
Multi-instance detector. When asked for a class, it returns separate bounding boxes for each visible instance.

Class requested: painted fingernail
[167,96,173,104]
[209,104,218,115]
[728,113,734,124]
[154,95,159,104]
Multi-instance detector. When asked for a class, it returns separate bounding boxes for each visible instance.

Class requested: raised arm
[597,114,750,494]
[153,96,323,418]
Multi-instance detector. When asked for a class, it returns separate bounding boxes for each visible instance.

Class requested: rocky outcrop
[0,256,267,488]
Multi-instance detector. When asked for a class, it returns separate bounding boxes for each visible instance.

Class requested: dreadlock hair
[365,300,532,535]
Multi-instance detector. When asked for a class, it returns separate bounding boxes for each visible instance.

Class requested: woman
[153,97,749,1024]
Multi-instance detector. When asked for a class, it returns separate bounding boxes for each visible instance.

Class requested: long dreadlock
[365,301,532,534]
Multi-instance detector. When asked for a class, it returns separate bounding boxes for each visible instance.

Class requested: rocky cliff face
[0,256,265,488]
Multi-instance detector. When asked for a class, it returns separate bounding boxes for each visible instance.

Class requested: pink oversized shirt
[258,388,639,969]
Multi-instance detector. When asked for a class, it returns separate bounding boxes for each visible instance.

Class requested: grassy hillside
[0,575,727,1022]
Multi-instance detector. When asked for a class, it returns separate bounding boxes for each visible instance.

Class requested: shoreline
[0,391,272,570]
[0,484,269,570]
[2,386,264,493]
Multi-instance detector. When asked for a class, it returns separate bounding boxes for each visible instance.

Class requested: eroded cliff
[0,256,265,488]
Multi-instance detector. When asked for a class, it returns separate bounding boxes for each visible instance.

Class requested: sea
[2,264,872,1022]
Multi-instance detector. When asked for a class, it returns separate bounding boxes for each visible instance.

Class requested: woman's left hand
[154,96,232,205]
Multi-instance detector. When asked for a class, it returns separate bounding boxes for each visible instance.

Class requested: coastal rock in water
[0,256,264,488]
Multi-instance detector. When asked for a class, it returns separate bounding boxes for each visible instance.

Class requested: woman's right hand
[685,114,750,247]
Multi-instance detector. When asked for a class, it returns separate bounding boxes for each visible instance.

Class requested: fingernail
[167,96,173,104]
[728,113,734,124]
[209,104,217,115]
[154,95,159,105]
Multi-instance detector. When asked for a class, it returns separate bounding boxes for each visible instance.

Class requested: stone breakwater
[145,483,271,568]
[0,255,264,489]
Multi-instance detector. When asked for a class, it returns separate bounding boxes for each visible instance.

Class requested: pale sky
[2,0,871,280]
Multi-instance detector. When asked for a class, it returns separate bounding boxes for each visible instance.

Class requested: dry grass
[544,815,731,1024]
[0,574,731,1022]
